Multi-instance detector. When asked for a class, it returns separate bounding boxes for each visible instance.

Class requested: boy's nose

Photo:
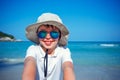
[46,33,51,39]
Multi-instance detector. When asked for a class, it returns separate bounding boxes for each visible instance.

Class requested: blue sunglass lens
[37,31,47,39]
[50,31,59,39]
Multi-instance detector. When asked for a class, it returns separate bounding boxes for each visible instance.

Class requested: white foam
[100,44,117,47]
[0,58,24,64]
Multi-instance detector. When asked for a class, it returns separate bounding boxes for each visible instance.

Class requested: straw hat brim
[26,21,69,44]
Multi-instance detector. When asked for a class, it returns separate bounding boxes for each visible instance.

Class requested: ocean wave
[100,44,118,47]
[0,58,24,64]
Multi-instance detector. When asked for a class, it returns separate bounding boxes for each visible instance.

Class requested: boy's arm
[22,56,36,80]
[62,61,75,80]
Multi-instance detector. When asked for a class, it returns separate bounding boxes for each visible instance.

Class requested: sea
[0,41,120,80]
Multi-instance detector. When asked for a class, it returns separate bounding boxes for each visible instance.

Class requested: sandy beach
[0,63,23,80]
[0,63,120,80]
[74,65,120,80]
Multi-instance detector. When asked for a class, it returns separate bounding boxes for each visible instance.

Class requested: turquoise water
[68,41,120,66]
[0,41,120,66]
[0,41,32,59]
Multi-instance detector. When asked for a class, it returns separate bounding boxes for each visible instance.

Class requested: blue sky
[0,0,120,41]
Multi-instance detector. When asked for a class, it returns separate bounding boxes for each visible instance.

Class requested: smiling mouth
[44,41,53,46]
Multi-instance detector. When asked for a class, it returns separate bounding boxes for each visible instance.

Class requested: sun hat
[26,13,69,46]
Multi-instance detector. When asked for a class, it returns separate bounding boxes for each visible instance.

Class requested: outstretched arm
[22,56,36,80]
[62,61,75,80]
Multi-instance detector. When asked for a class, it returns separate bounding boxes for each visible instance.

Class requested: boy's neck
[41,46,56,55]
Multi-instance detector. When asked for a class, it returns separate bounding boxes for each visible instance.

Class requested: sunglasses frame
[37,30,60,39]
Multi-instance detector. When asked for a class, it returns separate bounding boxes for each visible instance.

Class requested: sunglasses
[37,30,60,39]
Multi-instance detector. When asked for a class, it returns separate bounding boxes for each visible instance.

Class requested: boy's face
[37,25,60,49]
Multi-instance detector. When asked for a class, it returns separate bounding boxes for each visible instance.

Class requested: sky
[0,0,120,42]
